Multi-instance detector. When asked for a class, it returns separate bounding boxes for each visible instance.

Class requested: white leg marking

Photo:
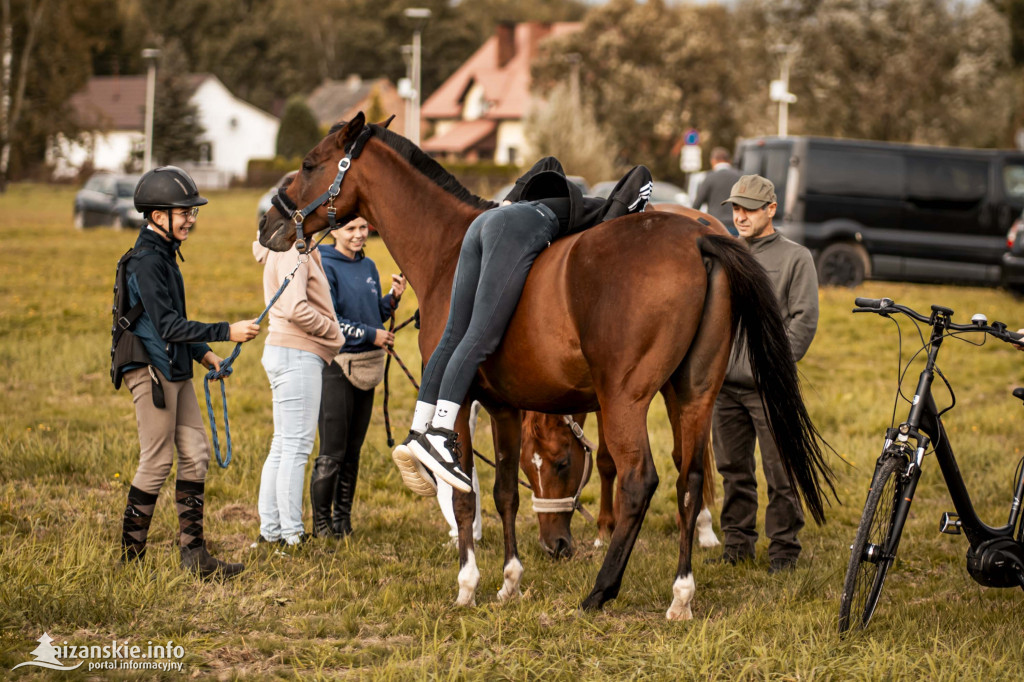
[456,549,480,607]
[496,557,524,603]
[665,573,695,621]
[696,506,721,548]
[531,453,544,496]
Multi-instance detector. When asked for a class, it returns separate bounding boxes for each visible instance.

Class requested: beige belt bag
[335,348,387,390]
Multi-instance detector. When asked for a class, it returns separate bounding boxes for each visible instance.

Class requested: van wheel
[817,243,869,287]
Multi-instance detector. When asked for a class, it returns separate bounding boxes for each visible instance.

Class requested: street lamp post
[403,8,431,147]
[141,48,161,171]
[770,44,797,138]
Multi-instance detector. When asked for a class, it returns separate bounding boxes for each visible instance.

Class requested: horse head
[258,112,376,252]
[520,412,591,559]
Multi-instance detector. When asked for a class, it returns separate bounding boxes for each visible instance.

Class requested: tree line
[1,0,1022,188]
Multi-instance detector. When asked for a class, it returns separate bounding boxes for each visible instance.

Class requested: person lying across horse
[391,157,653,494]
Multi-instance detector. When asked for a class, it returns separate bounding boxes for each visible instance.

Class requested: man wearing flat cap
[711,174,819,573]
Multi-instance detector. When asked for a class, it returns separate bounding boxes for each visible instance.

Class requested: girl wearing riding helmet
[118,166,260,579]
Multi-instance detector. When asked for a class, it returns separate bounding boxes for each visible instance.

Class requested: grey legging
[418,201,560,407]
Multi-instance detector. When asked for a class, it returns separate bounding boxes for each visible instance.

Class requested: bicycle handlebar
[852,297,1024,344]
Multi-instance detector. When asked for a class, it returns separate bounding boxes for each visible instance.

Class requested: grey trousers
[712,383,804,560]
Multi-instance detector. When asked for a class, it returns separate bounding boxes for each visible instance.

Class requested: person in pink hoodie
[252,236,342,547]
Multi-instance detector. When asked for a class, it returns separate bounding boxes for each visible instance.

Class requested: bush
[276,96,321,159]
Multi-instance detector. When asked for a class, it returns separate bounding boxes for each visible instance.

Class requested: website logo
[12,632,186,673]
[12,633,83,671]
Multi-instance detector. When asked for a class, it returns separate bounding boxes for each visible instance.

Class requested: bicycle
[838,297,1024,633]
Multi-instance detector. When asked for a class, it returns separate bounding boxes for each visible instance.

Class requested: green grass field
[1,183,1023,679]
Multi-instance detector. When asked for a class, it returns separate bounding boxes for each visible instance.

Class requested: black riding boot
[310,458,341,538]
[121,485,158,562]
[176,479,244,580]
[332,451,361,537]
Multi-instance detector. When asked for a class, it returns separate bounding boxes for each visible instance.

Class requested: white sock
[411,401,435,435]
[432,400,461,431]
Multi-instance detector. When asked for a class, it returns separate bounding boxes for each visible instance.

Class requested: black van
[734,136,1024,287]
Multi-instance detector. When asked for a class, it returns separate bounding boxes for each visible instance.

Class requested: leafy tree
[0,0,113,188]
[532,0,756,181]
[276,96,321,159]
[526,82,617,183]
[777,0,1016,147]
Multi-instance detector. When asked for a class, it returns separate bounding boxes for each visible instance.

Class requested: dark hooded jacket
[503,157,653,238]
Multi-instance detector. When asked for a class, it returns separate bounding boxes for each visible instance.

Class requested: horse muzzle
[258,211,295,252]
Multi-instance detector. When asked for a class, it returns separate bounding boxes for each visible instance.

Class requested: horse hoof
[698,535,721,549]
[580,595,603,611]
[665,605,693,621]
[496,587,521,603]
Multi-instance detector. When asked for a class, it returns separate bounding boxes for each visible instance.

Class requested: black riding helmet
[134,166,209,212]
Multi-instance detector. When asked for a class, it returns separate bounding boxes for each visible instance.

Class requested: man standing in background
[691,147,743,235]
[711,174,819,573]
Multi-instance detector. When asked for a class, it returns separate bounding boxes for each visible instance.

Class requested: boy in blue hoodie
[311,218,405,537]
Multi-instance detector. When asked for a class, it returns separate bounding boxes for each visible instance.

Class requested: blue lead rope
[204,241,326,468]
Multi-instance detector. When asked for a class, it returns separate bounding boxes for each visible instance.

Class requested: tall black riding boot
[310,458,341,538]
[176,479,244,580]
[121,485,158,562]
[332,451,361,537]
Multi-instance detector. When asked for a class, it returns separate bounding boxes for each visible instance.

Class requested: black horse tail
[697,233,837,523]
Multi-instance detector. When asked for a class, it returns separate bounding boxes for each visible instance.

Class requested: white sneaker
[409,427,473,494]
[392,432,438,496]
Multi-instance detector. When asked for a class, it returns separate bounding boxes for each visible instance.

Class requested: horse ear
[335,111,366,148]
[379,114,396,129]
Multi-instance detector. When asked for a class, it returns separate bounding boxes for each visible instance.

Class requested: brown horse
[521,410,720,558]
[258,113,834,619]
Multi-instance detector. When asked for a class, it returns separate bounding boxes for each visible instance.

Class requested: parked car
[589,179,688,206]
[490,175,589,203]
[257,170,298,219]
[735,135,1024,288]
[73,172,143,229]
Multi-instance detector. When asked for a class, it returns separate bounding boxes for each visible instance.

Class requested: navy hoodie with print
[319,244,395,354]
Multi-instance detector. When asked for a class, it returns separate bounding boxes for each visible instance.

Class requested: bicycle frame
[889,313,1024,579]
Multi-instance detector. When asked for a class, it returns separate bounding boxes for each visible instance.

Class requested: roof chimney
[496,22,515,68]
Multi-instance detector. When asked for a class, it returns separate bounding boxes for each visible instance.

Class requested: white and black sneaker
[392,432,438,496]
[409,427,473,494]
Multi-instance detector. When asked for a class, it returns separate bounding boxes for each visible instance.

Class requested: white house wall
[48,130,143,179]
[191,77,279,179]
[494,121,531,166]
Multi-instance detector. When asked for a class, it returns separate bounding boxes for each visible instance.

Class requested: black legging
[418,201,561,407]
[313,361,374,485]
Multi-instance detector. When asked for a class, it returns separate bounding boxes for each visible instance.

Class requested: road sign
[680,145,702,173]
[684,129,699,146]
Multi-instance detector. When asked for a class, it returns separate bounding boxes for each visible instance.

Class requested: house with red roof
[306,75,406,134]
[49,74,278,187]
[421,21,580,166]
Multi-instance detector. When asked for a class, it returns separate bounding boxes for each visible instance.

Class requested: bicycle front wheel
[838,454,908,633]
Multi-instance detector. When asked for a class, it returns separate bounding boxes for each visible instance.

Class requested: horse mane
[331,121,497,211]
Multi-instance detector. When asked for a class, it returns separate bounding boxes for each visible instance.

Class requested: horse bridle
[531,415,596,522]
[271,125,374,251]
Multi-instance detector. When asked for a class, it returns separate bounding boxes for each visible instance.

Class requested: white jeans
[259,345,324,541]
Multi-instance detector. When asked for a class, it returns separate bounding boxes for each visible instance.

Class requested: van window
[906,157,987,203]
[805,148,904,198]
[1004,162,1024,200]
